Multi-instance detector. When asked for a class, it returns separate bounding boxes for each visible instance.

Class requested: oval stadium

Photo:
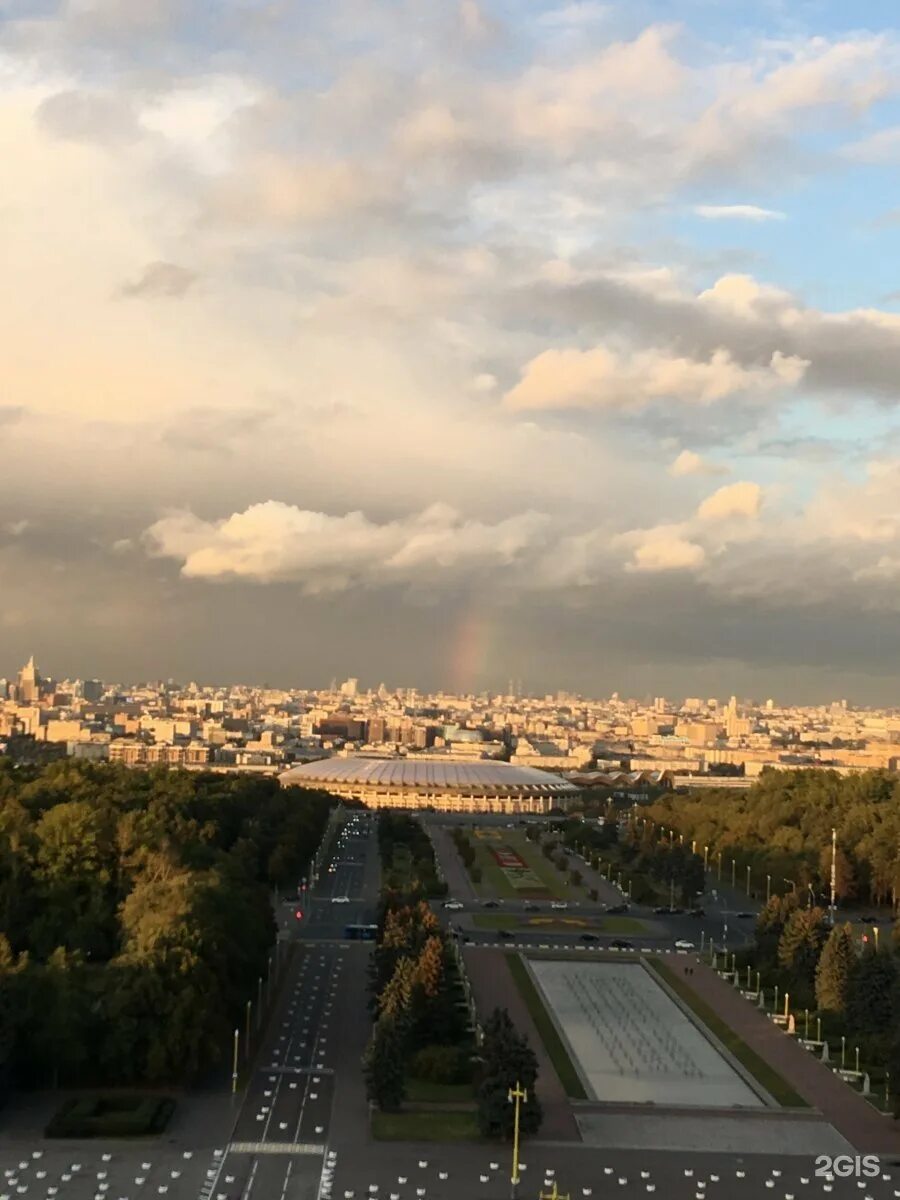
[278,756,579,814]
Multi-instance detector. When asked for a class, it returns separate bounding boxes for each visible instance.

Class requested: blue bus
[344,923,378,941]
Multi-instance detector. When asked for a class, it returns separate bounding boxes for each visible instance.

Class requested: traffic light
[295,910,303,920]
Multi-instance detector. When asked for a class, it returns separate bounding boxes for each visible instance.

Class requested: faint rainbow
[447,600,494,695]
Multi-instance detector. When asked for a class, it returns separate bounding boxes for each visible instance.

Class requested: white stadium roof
[279,755,578,797]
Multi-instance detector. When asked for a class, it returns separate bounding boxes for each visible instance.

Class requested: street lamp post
[245,1000,252,1059]
[766,874,772,903]
[746,864,751,894]
[731,859,736,888]
[717,851,722,881]
[508,1081,527,1199]
[231,1028,240,1096]
[841,1036,846,1070]
[704,845,709,871]
[538,1185,570,1200]
[257,976,263,1030]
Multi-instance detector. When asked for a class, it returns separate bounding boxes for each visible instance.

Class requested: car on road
[674,939,695,950]
[550,901,569,910]
[668,907,685,915]
[609,938,634,950]
[580,933,598,942]
[858,914,879,923]
[497,930,513,939]
[523,902,539,911]
[443,900,464,910]
[652,905,669,914]
[689,907,705,917]
[607,903,629,915]
[482,899,500,908]
[736,911,754,919]
[331,895,351,904]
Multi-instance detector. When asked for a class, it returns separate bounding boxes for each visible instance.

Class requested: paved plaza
[529,958,764,1107]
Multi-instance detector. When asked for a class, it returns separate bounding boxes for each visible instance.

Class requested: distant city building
[16,656,40,704]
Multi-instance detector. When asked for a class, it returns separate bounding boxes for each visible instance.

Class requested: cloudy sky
[3,0,900,702]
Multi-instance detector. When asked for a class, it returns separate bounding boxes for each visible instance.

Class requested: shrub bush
[46,1095,175,1138]
[409,1044,472,1084]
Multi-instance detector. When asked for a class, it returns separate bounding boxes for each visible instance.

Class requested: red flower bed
[490,845,527,869]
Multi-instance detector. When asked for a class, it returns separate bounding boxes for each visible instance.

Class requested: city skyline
[0,652,891,712]
[3,2,900,700]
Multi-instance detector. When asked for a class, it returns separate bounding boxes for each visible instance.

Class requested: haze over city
[4,0,900,701]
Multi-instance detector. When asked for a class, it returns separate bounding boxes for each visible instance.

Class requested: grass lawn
[647,959,808,1108]
[465,828,589,902]
[371,1110,481,1142]
[504,954,587,1100]
[472,913,647,934]
[405,1079,476,1103]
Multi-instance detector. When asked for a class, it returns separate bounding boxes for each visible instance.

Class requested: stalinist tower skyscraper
[16,655,40,704]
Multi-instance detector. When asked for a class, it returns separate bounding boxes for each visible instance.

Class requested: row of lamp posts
[232,943,284,1095]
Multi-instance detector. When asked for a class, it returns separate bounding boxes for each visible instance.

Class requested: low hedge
[46,1095,176,1138]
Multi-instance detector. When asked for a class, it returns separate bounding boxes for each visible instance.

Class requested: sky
[3,0,900,703]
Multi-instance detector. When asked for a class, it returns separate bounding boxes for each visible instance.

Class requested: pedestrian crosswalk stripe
[229,1141,325,1156]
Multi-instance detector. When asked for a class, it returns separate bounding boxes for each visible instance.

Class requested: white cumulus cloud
[144,501,551,591]
[697,481,763,521]
[504,345,807,411]
[694,204,786,221]
[668,450,730,477]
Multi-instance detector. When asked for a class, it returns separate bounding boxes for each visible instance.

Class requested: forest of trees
[741,893,900,1103]
[0,759,336,1088]
[364,895,472,1111]
[645,768,900,908]
[641,768,900,1104]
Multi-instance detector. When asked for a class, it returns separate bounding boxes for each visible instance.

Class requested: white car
[331,895,351,904]
[443,901,464,910]
[674,939,695,950]
[550,901,569,911]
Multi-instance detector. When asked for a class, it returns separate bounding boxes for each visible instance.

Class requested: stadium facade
[278,756,579,814]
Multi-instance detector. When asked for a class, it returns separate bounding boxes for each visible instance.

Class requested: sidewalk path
[669,956,900,1154]
[463,947,580,1142]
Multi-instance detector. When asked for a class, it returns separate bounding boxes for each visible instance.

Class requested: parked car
[652,906,669,915]
[580,933,599,942]
[689,907,705,918]
[668,907,685,915]
[550,901,569,910]
[443,900,464,910]
[607,903,629,915]
[331,895,351,904]
[609,939,634,950]
[482,899,500,908]
[497,930,513,939]
[675,939,695,950]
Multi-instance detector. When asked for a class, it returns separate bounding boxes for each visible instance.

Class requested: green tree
[815,923,856,1014]
[363,1015,407,1111]
[847,948,897,1039]
[778,907,828,994]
